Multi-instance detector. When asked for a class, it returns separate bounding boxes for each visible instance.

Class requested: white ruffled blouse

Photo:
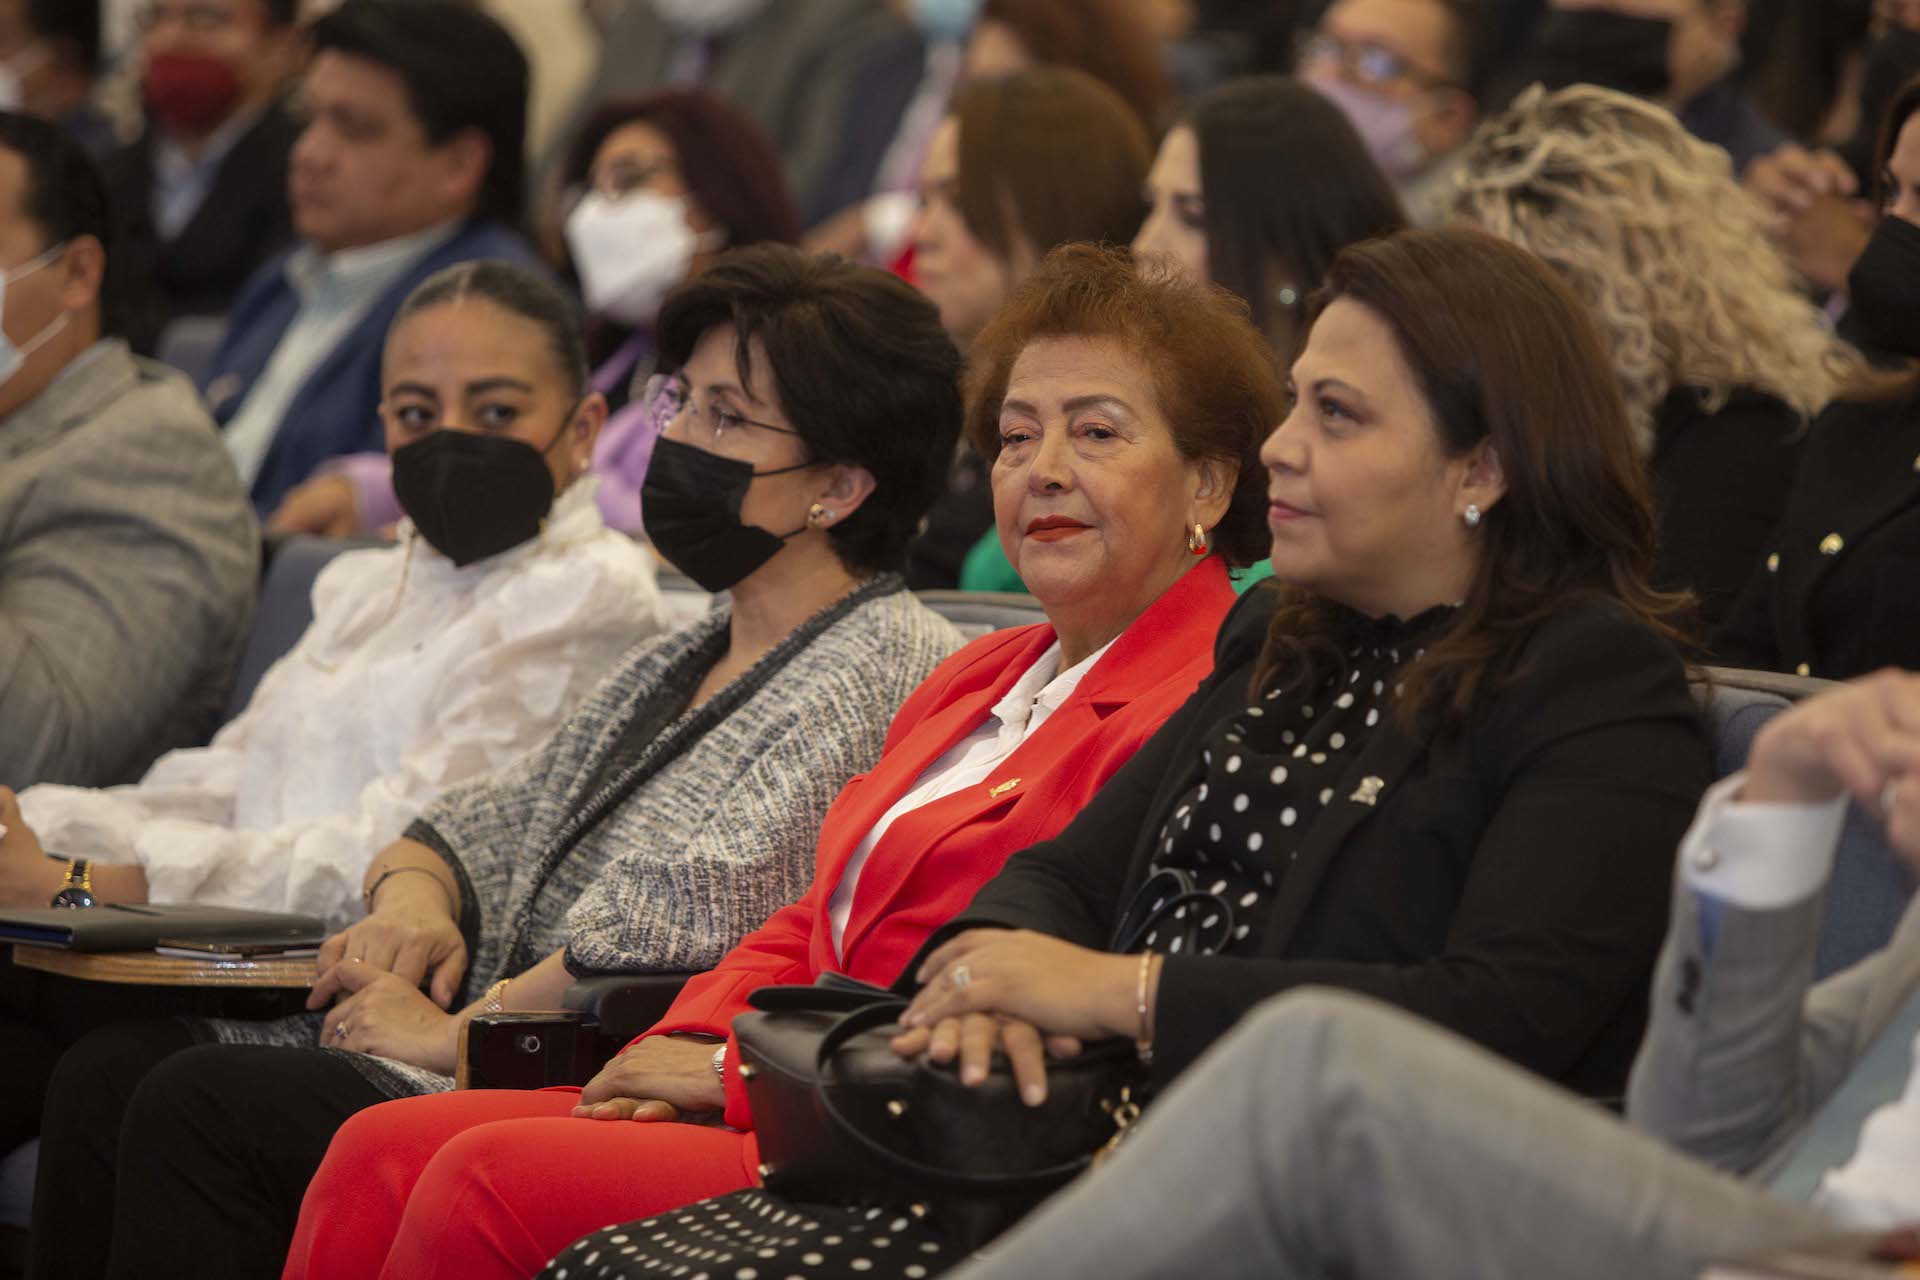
[19,479,667,931]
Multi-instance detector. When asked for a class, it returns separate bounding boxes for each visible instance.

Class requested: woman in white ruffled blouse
[0,261,667,930]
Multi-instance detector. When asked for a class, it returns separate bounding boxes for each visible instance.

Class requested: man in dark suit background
[103,0,301,322]
[199,0,540,516]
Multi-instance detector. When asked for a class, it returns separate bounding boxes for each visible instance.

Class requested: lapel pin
[989,778,1020,798]
[1349,777,1384,806]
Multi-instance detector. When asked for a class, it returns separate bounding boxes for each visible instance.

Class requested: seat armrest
[562,973,696,1045]
[459,1011,624,1091]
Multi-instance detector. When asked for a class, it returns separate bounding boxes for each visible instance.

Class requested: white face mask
[650,0,768,34]
[1304,68,1430,185]
[0,243,69,388]
[565,191,722,327]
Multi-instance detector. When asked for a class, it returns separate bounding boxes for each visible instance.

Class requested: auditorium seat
[916,590,1047,638]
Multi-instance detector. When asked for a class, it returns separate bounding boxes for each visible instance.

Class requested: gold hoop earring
[1187,523,1208,556]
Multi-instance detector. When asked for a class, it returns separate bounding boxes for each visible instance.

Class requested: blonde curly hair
[1451,83,1863,452]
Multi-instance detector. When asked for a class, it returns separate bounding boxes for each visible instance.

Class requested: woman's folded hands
[893,928,1145,1105]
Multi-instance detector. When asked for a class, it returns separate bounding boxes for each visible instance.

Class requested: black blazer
[1713,391,1920,678]
[908,586,1711,1098]
[104,104,300,319]
[1651,386,1803,631]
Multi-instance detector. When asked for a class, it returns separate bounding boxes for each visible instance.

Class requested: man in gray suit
[954,670,1920,1280]
[0,111,256,793]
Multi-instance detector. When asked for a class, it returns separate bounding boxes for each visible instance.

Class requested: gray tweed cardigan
[210,579,962,1097]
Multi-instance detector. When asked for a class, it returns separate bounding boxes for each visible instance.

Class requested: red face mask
[143,51,243,136]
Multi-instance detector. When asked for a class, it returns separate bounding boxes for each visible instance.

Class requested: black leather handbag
[733,975,1141,1252]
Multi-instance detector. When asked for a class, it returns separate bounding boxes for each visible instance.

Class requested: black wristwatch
[49,858,96,909]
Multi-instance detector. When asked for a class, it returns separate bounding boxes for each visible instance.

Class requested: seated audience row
[3,2,1919,1278]
[0,258,666,1160]
[283,228,1709,1278]
[32,243,975,1279]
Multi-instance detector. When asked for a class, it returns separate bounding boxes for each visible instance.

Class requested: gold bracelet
[481,977,510,1015]
[1135,952,1158,1065]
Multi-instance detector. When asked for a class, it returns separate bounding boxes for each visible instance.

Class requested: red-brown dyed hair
[963,243,1281,568]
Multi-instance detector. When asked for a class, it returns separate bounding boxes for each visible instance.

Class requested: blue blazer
[200,218,541,513]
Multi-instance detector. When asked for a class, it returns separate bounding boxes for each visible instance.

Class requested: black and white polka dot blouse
[1118,604,1455,959]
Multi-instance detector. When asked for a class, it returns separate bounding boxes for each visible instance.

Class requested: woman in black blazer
[559,227,1713,1279]
[1713,79,1920,680]
[910,581,1702,1096]
[1713,391,1920,679]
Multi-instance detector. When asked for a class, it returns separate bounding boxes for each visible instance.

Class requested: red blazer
[647,557,1236,1129]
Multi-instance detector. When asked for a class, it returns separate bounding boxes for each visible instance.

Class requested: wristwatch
[49,858,95,909]
[711,1042,727,1079]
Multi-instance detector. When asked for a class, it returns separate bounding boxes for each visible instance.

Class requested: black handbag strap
[1111,865,1236,956]
[810,1001,1116,1197]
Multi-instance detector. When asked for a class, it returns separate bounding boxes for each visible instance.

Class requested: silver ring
[950,964,971,990]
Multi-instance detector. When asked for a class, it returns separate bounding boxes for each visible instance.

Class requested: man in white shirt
[951,670,1920,1280]
[197,0,541,515]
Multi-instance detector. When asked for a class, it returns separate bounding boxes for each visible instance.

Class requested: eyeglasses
[1296,31,1457,91]
[643,373,803,452]
[135,2,245,33]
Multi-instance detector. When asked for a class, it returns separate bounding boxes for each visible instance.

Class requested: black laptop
[0,904,325,952]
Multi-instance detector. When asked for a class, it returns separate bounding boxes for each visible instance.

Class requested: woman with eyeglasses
[26,245,961,1279]
[92,242,1277,1280]
[266,87,800,539]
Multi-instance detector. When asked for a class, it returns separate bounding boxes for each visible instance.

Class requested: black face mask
[1527,11,1672,99]
[641,435,814,593]
[1845,214,1920,359]
[392,426,561,567]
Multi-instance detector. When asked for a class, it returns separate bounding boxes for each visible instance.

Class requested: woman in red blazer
[279,249,1286,1280]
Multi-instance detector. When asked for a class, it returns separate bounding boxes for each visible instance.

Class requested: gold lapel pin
[989,778,1020,798]
[1349,776,1384,806]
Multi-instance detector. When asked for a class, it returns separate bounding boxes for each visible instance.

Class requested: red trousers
[281,1088,761,1280]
